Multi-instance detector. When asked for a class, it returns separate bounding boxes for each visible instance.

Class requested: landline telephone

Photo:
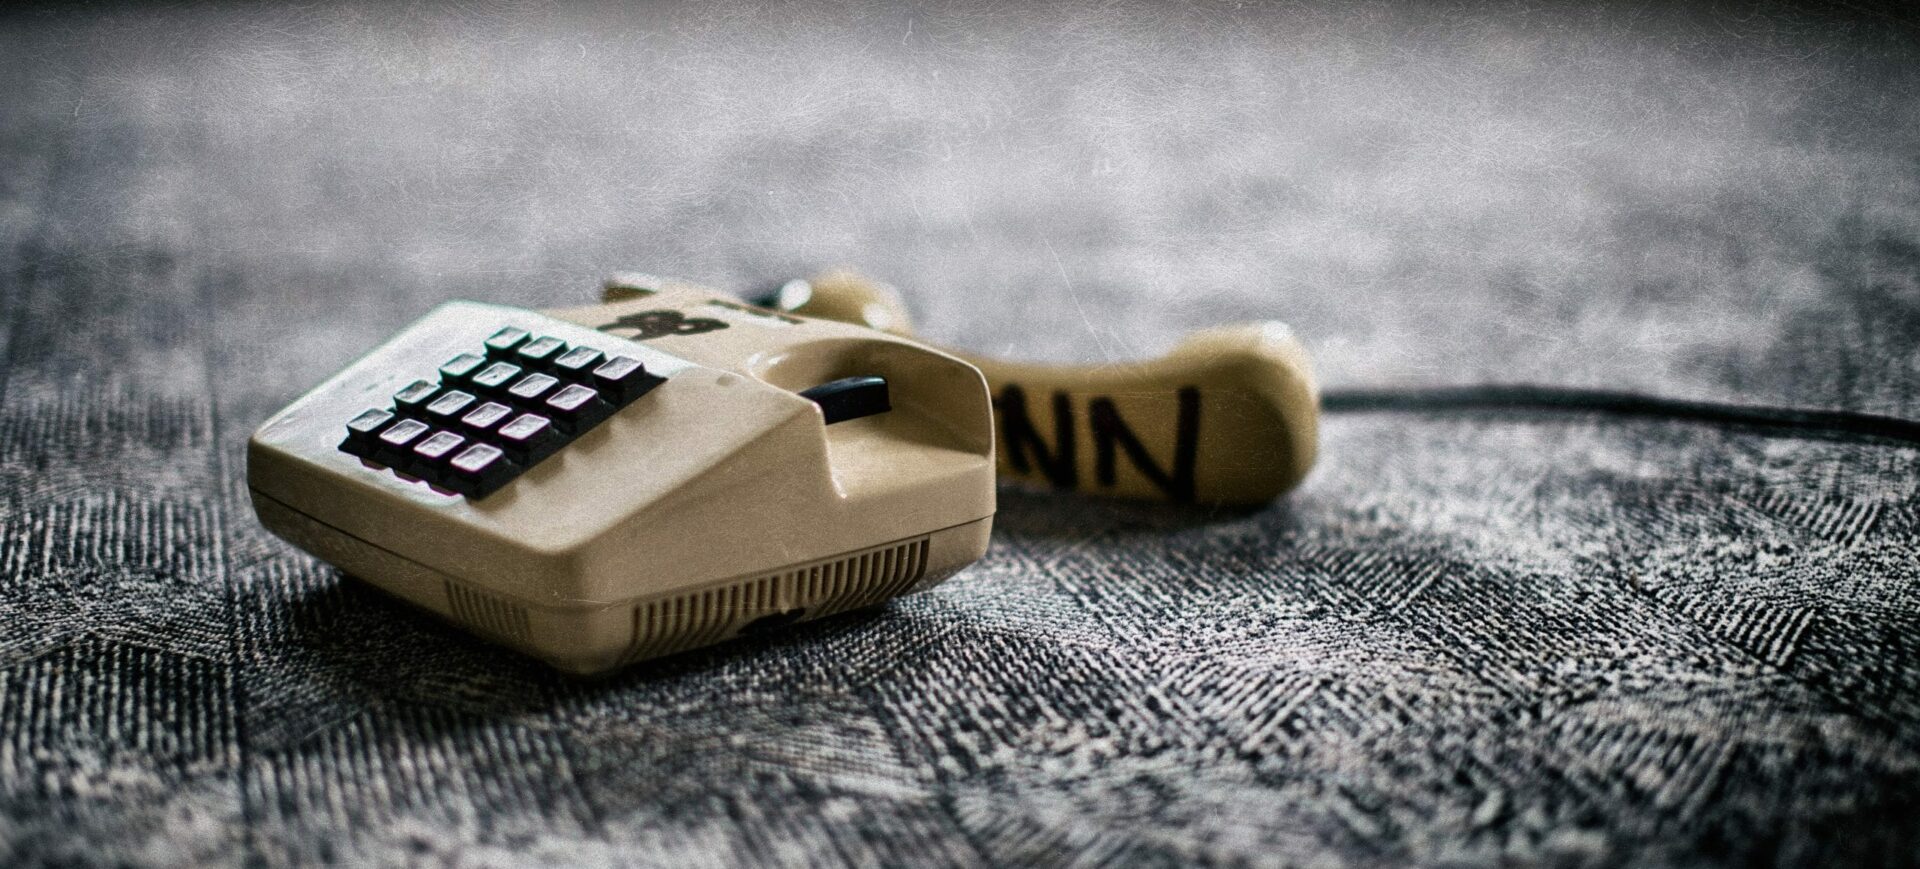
[247,271,1321,674]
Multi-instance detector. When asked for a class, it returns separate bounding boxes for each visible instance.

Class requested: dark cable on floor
[1319,385,1920,447]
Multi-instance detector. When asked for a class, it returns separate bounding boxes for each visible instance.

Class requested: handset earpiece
[754,271,1319,505]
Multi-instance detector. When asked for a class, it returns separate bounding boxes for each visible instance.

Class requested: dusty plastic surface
[248,285,996,675]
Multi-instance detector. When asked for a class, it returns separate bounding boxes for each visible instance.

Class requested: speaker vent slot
[445,581,531,642]
[627,573,779,662]
[623,535,930,663]
[795,536,930,614]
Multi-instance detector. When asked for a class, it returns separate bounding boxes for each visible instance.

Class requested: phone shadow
[244,487,1282,753]
[248,571,893,748]
[988,483,1283,541]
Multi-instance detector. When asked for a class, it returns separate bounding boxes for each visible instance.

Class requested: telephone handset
[248,272,1317,673]
[730,270,1320,505]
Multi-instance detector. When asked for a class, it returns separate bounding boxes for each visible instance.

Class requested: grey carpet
[2,2,1917,866]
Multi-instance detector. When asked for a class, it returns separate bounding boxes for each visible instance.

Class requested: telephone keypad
[336,329,667,499]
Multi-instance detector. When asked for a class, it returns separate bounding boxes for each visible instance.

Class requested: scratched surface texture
[3,1,1919,866]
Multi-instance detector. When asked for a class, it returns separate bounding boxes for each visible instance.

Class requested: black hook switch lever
[800,376,891,424]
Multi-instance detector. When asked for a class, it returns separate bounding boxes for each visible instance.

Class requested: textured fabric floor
[2,2,1917,866]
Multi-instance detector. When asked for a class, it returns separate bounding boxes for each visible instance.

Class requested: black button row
[338,325,668,499]
[339,409,516,497]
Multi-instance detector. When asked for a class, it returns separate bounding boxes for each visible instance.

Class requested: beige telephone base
[248,284,995,675]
